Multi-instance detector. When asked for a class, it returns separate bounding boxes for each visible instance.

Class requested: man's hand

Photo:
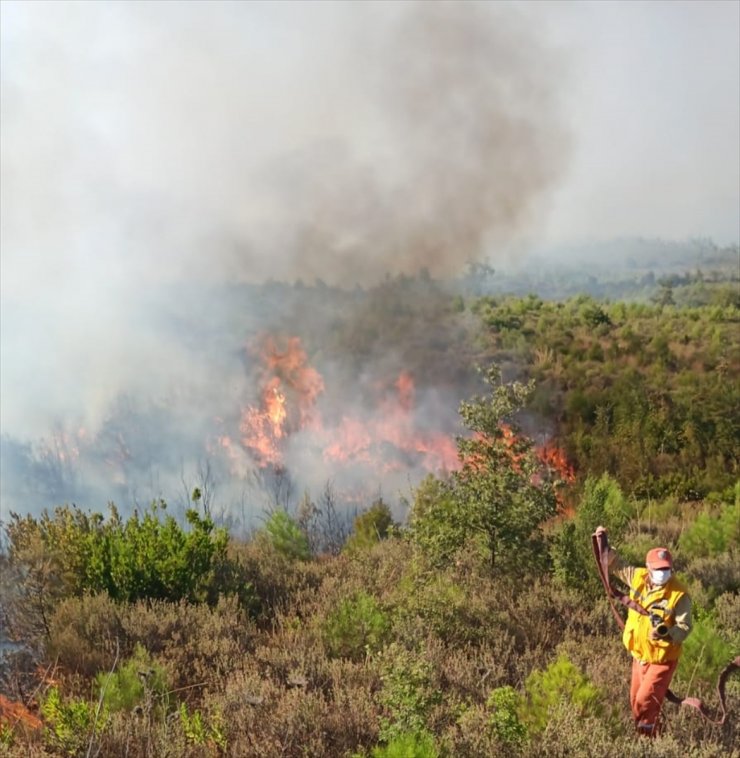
[594,525,607,537]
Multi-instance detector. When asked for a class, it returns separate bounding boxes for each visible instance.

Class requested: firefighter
[594,526,693,737]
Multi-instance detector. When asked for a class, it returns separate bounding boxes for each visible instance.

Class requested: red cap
[645,547,673,570]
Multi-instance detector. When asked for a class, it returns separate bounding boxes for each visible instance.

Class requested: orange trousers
[630,658,678,736]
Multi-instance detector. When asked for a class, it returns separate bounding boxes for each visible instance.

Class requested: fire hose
[592,529,739,725]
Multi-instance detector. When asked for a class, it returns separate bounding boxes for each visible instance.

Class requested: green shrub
[393,569,473,645]
[487,685,527,747]
[105,504,230,603]
[323,591,390,661]
[0,723,15,749]
[367,731,439,757]
[263,510,311,561]
[378,643,441,743]
[678,502,739,559]
[520,654,603,734]
[95,643,169,714]
[551,474,632,595]
[674,616,737,688]
[344,501,395,553]
[41,686,105,756]
[3,502,232,607]
[179,703,227,751]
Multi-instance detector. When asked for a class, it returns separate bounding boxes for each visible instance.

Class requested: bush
[393,567,476,646]
[179,702,227,752]
[520,654,604,734]
[678,503,739,559]
[366,731,439,758]
[231,536,325,624]
[344,501,395,553]
[487,685,527,747]
[322,591,390,661]
[49,593,123,677]
[377,643,441,743]
[263,510,311,561]
[40,686,105,756]
[95,643,169,715]
[117,595,254,691]
[686,551,740,605]
[674,616,737,689]
[551,475,632,595]
[713,591,740,646]
[2,502,232,608]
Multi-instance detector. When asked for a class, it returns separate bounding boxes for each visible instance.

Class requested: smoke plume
[0,1,570,520]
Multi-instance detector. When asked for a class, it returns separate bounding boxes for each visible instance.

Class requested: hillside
[1,246,738,757]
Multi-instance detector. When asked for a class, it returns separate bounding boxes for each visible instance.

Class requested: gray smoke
[0,1,570,521]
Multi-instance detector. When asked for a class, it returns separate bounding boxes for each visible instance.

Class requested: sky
[0,0,738,508]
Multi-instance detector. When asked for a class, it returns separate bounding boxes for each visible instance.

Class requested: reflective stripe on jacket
[622,568,688,664]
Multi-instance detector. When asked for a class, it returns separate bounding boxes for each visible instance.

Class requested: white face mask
[649,569,672,586]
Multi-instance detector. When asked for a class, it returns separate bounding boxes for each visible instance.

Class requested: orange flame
[322,371,459,473]
[239,336,324,465]
[235,336,459,474]
[230,334,576,503]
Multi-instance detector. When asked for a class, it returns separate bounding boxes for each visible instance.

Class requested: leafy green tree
[412,366,558,574]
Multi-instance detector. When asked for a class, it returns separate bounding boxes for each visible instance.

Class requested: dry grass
[2,533,738,758]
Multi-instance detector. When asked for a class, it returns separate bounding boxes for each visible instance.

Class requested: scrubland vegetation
[1,251,738,757]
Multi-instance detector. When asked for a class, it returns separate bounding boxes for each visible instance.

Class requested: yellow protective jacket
[619,567,691,664]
